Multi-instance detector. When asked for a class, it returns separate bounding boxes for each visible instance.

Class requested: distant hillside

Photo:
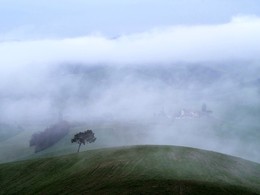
[29,121,70,153]
[0,123,23,142]
[60,63,223,88]
[0,145,259,194]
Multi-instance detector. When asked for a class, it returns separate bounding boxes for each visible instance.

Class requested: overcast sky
[1,0,260,39]
[0,0,259,66]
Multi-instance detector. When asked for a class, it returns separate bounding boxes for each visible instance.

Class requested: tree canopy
[30,121,70,153]
[71,130,96,152]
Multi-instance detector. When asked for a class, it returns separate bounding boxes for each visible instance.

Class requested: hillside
[0,145,260,194]
[0,123,24,142]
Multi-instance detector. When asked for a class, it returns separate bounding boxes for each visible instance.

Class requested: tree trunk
[77,143,81,153]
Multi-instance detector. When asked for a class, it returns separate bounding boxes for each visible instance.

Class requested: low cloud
[0,15,260,69]
[0,16,260,162]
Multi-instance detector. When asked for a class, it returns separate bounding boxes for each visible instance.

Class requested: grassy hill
[0,145,260,194]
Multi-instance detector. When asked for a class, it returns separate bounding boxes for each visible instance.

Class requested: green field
[1,145,260,194]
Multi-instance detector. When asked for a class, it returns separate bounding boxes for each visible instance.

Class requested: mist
[0,16,260,162]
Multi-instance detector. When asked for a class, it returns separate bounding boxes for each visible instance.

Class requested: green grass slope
[0,145,260,194]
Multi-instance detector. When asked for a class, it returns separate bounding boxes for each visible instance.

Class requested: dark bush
[30,121,70,153]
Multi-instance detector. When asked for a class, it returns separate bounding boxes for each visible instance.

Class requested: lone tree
[71,130,96,152]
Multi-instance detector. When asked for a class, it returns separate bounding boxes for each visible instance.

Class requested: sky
[0,0,260,39]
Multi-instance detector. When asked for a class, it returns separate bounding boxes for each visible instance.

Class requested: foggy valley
[1,58,260,162]
[1,1,260,194]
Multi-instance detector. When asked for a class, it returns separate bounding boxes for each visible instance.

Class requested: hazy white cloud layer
[0,15,260,72]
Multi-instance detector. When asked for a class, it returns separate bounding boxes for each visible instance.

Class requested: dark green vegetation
[1,145,260,194]
[29,121,70,153]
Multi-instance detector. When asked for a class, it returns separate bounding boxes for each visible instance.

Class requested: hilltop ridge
[1,145,259,194]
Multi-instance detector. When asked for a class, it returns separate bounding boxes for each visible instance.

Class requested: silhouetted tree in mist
[29,121,70,153]
[71,130,96,152]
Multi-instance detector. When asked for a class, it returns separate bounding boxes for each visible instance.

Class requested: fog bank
[0,16,260,162]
